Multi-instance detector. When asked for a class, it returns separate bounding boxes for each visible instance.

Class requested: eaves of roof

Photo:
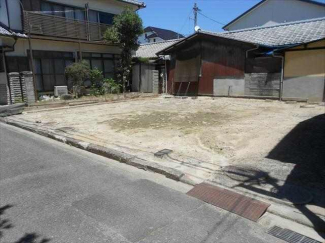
[116,0,146,8]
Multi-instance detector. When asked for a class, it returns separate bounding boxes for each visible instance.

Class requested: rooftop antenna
[193,3,201,31]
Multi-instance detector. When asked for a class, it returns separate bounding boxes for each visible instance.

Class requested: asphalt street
[0,122,283,243]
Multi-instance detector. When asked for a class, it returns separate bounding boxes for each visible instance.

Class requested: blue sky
[138,0,325,35]
[138,0,263,35]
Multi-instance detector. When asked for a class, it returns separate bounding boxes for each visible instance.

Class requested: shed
[132,39,182,93]
[158,17,325,101]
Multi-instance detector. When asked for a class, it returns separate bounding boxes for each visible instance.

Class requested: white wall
[226,0,325,31]
[138,31,154,44]
[138,31,164,44]
[6,39,121,57]
[148,37,163,43]
[6,39,120,56]
[0,0,9,26]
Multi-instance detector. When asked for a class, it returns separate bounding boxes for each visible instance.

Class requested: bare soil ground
[18,96,325,190]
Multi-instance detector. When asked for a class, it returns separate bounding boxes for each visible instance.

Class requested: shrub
[60,94,73,100]
[89,68,105,96]
[103,78,122,94]
[65,61,90,97]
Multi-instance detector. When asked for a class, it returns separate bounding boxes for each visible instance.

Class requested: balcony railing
[23,11,110,42]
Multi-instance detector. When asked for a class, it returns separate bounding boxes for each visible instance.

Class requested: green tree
[104,8,143,93]
[65,61,90,97]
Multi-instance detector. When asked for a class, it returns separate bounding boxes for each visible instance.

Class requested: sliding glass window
[82,53,117,79]
[31,51,75,92]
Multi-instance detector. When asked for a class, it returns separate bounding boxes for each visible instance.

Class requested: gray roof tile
[0,26,27,38]
[205,17,325,47]
[135,39,183,58]
[117,0,145,7]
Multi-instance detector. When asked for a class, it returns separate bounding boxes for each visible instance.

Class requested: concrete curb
[0,117,184,182]
[0,117,322,233]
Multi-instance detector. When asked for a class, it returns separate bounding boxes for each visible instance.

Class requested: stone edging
[0,117,185,182]
[0,117,322,231]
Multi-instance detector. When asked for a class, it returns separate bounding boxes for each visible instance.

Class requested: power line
[198,11,225,26]
[178,8,193,37]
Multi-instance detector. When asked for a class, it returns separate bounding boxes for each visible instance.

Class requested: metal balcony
[23,11,110,42]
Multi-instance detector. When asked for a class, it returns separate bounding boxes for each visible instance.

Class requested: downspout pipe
[272,51,284,101]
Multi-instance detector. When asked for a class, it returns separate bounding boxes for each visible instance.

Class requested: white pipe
[272,52,284,101]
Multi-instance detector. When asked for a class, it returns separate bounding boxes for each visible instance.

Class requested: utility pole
[193,3,201,29]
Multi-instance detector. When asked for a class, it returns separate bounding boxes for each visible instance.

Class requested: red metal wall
[199,40,247,95]
[167,38,252,95]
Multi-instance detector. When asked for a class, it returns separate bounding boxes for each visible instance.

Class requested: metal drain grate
[187,183,270,222]
[268,226,321,243]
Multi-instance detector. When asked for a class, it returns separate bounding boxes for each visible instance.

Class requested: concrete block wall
[213,78,245,96]
[8,72,26,104]
[152,70,159,94]
[21,71,36,104]
[0,84,8,105]
[8,72,36,105]
[245,73,281,97]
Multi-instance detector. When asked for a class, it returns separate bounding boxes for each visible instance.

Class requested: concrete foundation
[283,76,325,102]
[213,78,245,96]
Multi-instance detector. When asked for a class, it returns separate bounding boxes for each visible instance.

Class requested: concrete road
[0,123,283,243]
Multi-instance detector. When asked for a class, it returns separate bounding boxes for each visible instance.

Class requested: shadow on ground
[230,114,325,233]
[0,205,51,243]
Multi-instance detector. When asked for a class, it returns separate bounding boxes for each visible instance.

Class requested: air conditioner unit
[54,86,68,97]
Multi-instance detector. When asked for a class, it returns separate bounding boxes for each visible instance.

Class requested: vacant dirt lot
[17,97,325,189]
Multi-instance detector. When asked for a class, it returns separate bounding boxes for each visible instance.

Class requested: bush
[89,68,105,96]
[60,94,73,100]
[89,69,121,95]
[104,78,122,94]
[65,61,90,97]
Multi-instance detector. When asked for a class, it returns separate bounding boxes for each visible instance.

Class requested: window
[82,52,117,80]
[31,51,75,92]
[99,12,114,25]
[40,1,115,24]
[89,10,98,23]
[41,1,85,20]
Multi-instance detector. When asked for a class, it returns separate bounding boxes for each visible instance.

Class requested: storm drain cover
[222,166,268,182]
[187,183,270,222]
[268,226,321,243]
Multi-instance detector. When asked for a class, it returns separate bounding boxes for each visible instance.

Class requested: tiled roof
[135,39,183,58]
[207,17,325,47]
[0,26,27,38]
[117,0,146,7]
[144,26,185,41]
[0,26,13,37]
